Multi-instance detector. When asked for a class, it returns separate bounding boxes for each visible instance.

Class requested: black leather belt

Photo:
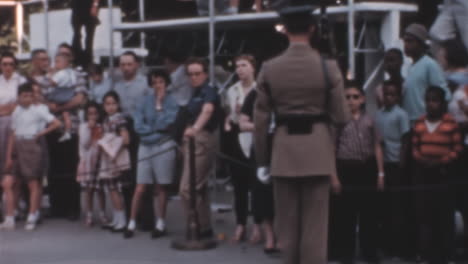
[276,114,329,134]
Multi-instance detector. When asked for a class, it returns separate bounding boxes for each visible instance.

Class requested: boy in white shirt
[47,53,77,142]
[0,83,61,231]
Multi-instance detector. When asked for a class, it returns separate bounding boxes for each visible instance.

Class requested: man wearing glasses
[0,52,27,229]
[29,49,51,94]
[179,57,221,239]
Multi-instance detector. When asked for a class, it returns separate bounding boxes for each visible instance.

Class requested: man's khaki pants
[179,130,217,232]
[274,176,330,264]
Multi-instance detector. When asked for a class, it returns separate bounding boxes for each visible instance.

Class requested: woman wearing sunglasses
[0,52,27,229]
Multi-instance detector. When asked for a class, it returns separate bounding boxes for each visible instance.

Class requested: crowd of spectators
[1,1,468,263]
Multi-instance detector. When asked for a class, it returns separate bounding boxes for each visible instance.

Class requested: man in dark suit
[254,5,349,264]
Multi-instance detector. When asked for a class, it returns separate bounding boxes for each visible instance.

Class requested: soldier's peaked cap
[279,5,316,17]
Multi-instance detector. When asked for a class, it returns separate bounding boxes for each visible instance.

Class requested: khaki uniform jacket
[254,43,350,177]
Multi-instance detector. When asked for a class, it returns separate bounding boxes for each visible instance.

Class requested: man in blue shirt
[402,23,450,123]
[113,51,151,117]
[180,57,220,238]
[113,51,151,218]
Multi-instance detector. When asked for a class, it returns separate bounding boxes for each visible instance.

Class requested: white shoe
[24,220,36,231]
[0,221,15,230]
[58,132,72,142]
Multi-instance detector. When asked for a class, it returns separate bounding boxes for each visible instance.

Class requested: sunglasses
[346,94,361,100]
[1,62,15,67]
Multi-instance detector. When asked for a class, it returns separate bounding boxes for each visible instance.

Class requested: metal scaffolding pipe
[112,3,417,32]
[209,0,215,86]
[138,0,146,66]
[43,0,50,54]
[348,0,355,80]
[16,2,24,55]
[108,0,115,87]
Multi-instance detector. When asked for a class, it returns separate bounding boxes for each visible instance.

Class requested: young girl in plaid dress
[77,102,109,227]
[99,91,130,232]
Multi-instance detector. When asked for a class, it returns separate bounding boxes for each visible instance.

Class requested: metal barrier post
[107,0,115,88]
[172,138,217,250]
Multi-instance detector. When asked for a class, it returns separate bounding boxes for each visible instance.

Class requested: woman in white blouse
[223,55,260,243]
[0,52,26,228]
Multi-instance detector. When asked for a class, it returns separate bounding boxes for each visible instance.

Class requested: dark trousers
[413,164,453,264]
[380,162,412,258]
[230,158,274,225]
[453,148,468,257]
[71,13,97,68]
[329,159,379,261]
[226,124,274,225]
[226,127,252,225]
[46,132,80,218]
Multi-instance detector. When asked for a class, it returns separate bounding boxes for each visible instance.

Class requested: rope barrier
[41,137,468,193]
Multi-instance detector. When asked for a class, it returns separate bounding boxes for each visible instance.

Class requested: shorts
[137,140,177,185]
[9,139,44,181]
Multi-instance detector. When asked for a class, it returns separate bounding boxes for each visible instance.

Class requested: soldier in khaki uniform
[254,5,349,264]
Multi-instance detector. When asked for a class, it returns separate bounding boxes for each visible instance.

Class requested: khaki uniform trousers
[179,130,217,231]
[274,176,330,264]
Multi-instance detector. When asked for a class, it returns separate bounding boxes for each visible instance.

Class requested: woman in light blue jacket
[124,69,179,239]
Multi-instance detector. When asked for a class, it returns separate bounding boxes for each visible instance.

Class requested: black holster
[276,114,329,134]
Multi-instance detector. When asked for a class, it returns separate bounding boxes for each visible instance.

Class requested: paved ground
[0,190,462,264]
[0,192,284,264]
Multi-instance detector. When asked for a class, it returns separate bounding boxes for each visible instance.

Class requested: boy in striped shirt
[412,86,462,263]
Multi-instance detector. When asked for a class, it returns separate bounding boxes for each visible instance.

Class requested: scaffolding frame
[6,0,417,86]
[110,1,417,84]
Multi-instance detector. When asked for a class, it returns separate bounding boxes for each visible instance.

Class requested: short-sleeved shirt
[337,113,380,161]
[168,65,193,106]
[186,82,220,132]
[375,105,410,163]
[448,86,468,123]
[52,68,77,89]
[114,74,151,117]
[103,113,128,135]
[0,73,27,105]
[402,55,450,121]
[11,104,55,138]
[36,68,87,134]
[89,78,112,104]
